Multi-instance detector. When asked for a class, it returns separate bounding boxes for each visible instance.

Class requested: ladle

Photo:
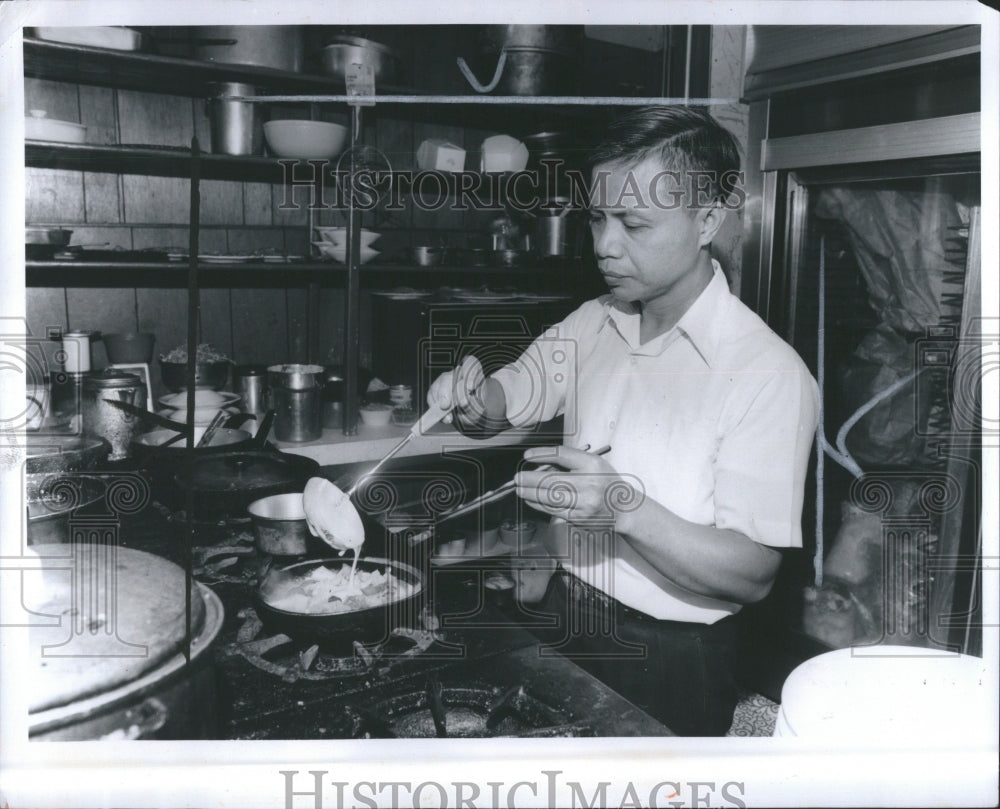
[303,404,449,552]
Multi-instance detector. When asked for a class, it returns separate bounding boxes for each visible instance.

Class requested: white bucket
[774,645,991,744]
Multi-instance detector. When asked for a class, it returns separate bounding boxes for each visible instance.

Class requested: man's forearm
[615,500,782,604]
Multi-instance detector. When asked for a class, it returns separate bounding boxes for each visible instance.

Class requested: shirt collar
[599,260,730,367]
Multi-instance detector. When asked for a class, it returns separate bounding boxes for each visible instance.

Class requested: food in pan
[264,563,417,615]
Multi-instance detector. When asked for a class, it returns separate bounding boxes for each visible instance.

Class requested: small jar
[388,384,413,410]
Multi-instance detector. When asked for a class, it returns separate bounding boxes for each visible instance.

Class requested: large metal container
[480,25,581,96]
[26,473,107,545]
[192,25,304,72]
[268,364,324,442]
[81,369,147,461]
[27,544,224,740]
[205,82,261,156]
[322,35,401,84]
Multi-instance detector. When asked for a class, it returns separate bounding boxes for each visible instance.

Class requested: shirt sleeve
[490,300,600,428]
[713,354,820,549]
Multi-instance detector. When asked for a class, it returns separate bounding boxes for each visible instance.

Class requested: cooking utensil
[25,435,110,499]
[26,474,106,545]
[188,25,304,72]
[264,120,348,160]
[104,398,192,436]
[81,369,147,461]
[416,444,611,534]
[29,26,146,51]
[206,82,261,156]
[172,449,318,523]
[252,409,277,449]
[195,409,229,448]
[322,36,402,84]
[102,332,155,364]
[247,492,311,556]
[345,404,450,497]
[254,556,424,651]
[25,110,87,143]
[409,246,446,267]
[27,544,222,740]
[426,675,448,737]
[25,226,73,246]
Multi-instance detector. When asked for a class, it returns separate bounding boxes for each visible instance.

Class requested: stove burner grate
[225,607,440,683]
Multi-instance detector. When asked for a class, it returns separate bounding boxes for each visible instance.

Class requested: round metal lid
[26,544,205,714]
[82,368,142,389]
[175,450,314,493]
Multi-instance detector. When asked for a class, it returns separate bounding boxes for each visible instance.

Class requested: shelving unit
[23,31,678,434]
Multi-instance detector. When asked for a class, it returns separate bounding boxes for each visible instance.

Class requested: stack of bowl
[312,226,380,264]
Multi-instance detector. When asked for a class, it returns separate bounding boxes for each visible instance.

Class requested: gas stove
[115,495,673,739]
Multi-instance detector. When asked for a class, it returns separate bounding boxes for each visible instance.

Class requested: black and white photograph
[1,1,997,807]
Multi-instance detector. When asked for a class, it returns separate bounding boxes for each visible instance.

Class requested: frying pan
[254,556,424,652]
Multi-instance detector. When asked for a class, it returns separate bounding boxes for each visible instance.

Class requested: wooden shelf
[25,140,292,182]
[25,258,584,287]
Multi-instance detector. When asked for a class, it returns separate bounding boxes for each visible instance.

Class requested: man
[428,106,819,736]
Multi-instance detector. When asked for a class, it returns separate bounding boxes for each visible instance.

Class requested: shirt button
[630,357,637,366]
[609,420,616,430]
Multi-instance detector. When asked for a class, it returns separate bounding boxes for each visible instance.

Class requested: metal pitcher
[81,369,147,461]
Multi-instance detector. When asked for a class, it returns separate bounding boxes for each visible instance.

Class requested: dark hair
[589,106,741,204]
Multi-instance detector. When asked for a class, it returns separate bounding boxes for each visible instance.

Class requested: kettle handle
[456,50,507,94]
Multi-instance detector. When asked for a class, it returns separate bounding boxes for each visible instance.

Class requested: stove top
[114,497,673,739]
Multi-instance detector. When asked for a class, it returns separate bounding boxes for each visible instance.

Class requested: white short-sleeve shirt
[492,263,820,623]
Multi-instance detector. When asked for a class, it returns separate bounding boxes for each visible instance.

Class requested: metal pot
[478,25,581,96]
[26,435,110,498]
[254,556,424,652]
[205,82,261,156]
[409,246,446,267]
[191,25,304,72]
[26,473,107,545]
[172,449,319,523]
[81,368,147,461]
[322,36,401,84]
[528,198,586,258]
[247,492,311,556]
[27,544,224,740]
[25,226,72,245]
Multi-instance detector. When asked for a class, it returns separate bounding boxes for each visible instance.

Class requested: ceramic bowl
[263,120,348,160]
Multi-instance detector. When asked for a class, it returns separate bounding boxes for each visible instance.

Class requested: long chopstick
[430,444,612,526]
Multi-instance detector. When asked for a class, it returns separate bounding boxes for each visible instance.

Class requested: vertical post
[343,105,363,435]
[183,136,201,662]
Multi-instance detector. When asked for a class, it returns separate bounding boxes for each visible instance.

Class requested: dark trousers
[535,572,739,736]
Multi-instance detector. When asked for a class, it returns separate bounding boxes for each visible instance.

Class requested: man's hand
[426,355,487,428]
[514,445,641,527]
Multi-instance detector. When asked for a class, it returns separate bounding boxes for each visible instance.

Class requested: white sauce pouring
[302,477,366,587]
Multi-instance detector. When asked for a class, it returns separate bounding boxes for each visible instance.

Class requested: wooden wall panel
[244,183,273,226]
[65,288,137,367]
[318,288,346,365]
[78,85,117,145]
[24,78,79,122]
[136,287,190,398]
[122,175,189,225]
[200,180,243,227]
[117,89,193,148]
[286,287,309,364]
[231,289,289,367]
[25,288,68,371]
[26,168,84,223]
[83,172,122,224]
[198,289,234,362]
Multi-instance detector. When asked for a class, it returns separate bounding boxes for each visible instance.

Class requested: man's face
[588,156,708,306]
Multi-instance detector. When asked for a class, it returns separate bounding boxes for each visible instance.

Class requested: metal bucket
[206,82,261,156]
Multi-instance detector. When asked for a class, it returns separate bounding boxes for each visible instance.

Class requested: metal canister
[60,330,98,374]
[81,369,147,461]
[233,364,268,427]
[268,364,323,443]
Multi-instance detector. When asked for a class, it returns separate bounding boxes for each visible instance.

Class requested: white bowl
[312,241,380,264]
[159,390,240,409]
[25,110,86,144]
[313,227,380,248]
[157,406,235,427]
[358,404,393,427]
[263,120,347,160]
